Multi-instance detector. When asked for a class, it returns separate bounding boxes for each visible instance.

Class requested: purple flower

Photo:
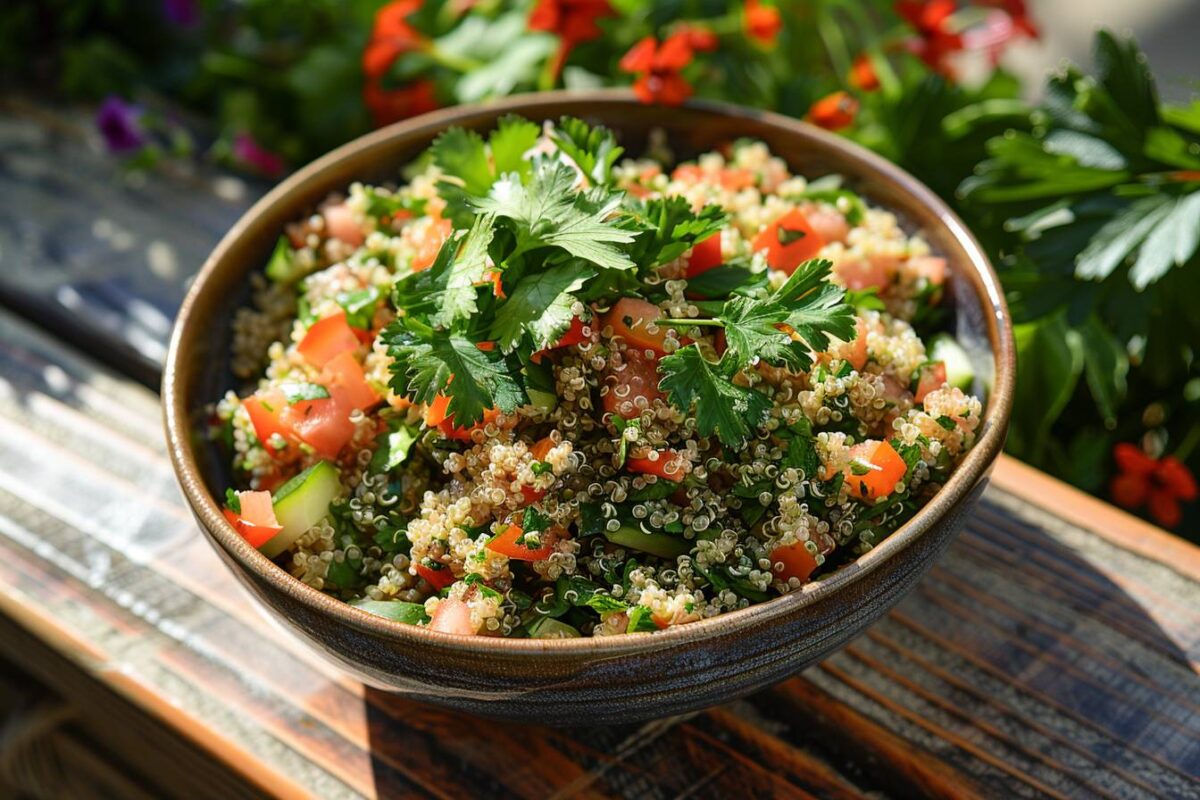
[95,96,146,154]
[163,0,200,26]
[232,133,285,177]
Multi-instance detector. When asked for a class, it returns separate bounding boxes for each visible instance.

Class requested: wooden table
[1,103,1198,800]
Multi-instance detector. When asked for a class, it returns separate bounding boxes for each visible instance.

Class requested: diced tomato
[284,397,356,459]
[804,207,850,244]
[297,311,360,369]
[323,203,365,247]
[835,254,895,291]
[843,440,908,502]
[476,341,496,352]
[626,450,687,482]
[415,562,456,591]
[752,209,826,274]
[671,164,705,183]
[603,297,669,356]
[438,408,501,441]
[603,351,663,420]
[521,437,557,502]
[321,351,380,412]
[244,389,298,460]
[479,269,505,299]
[555,317,591,349]
[530,436,556,461]
[719,168,756,191]
[770,542,819,584]
[224,491,283,549]
[714,328,727,357]
[908,255,946,286]
[685,233,723,278]
[429,597,477,635]
[413,217,452,272]
[913,361,947,404]
[531,316,592,363]
[486,516,557,561]
[423,393,452,427]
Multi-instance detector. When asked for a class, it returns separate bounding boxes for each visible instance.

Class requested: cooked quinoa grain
[213,118,983,637]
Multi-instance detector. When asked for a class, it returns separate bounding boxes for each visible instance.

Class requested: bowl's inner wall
[186,99,998,518]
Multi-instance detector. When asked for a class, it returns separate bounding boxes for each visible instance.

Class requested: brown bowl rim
[163,89,1015,656]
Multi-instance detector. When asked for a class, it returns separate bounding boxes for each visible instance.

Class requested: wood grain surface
[1,308,1197,799]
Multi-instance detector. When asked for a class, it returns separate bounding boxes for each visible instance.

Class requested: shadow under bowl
[163,91,1014,725]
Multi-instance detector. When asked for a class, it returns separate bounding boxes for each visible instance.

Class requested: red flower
[676,23,719,53]
[363,80,439,128]
[529,0,614,79]
[849,54,880,91]
[620,34,695,106]
[807,91,859,131]
[976,0,1038,39]
[1110,443,1198,529]
[363,0,426,80]
[231,133,285,177]
[362,0,439,127]
[745,0,782,46]
[894,0,963,75]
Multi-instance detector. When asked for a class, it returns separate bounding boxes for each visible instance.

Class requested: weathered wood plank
[0,304,1198,800]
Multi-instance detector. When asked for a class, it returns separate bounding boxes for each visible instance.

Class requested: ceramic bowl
[163,91,1014,725]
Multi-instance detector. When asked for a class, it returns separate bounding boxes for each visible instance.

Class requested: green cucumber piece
[526,388,558,412]
[351,599,430,625]
[527,617,582,639]
[264,236,306,284]
[604,525,690,560]
[262,461,343,558]
[928,334,975,391]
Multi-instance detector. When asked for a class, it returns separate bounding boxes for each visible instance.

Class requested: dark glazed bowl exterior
[163,91,1014,725]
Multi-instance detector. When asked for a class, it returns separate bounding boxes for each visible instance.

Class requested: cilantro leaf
[430,127,493,196]
[428,119,539,225]
[336,286,382,330]
[548,116,624,187]
[687,258,854,374]
[489,115,541,179]
[385,331,524,426]
[430,213,495,328]
[716,295,810,370]
[474,160,636,271]
[361,187,427,222]
[625,197,728,267]
[772,259,858,361]
[658,346,772,447]
[489,262,595,351]
[391,213,496,329]
[369,422,420,473]
[683,262,766,299]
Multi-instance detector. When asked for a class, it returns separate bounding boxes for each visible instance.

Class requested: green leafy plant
[953,32,1200,531]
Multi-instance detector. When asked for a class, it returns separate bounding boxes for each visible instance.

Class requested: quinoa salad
[213,116,983,638]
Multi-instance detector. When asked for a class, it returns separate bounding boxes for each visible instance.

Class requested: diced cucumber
[527,388,558,412]
[261,461,343,558]
[527,617,582,639]
[351,599,430,625]
[604,525,691,560]
[928,334,975,391]
[264,236,305,285]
